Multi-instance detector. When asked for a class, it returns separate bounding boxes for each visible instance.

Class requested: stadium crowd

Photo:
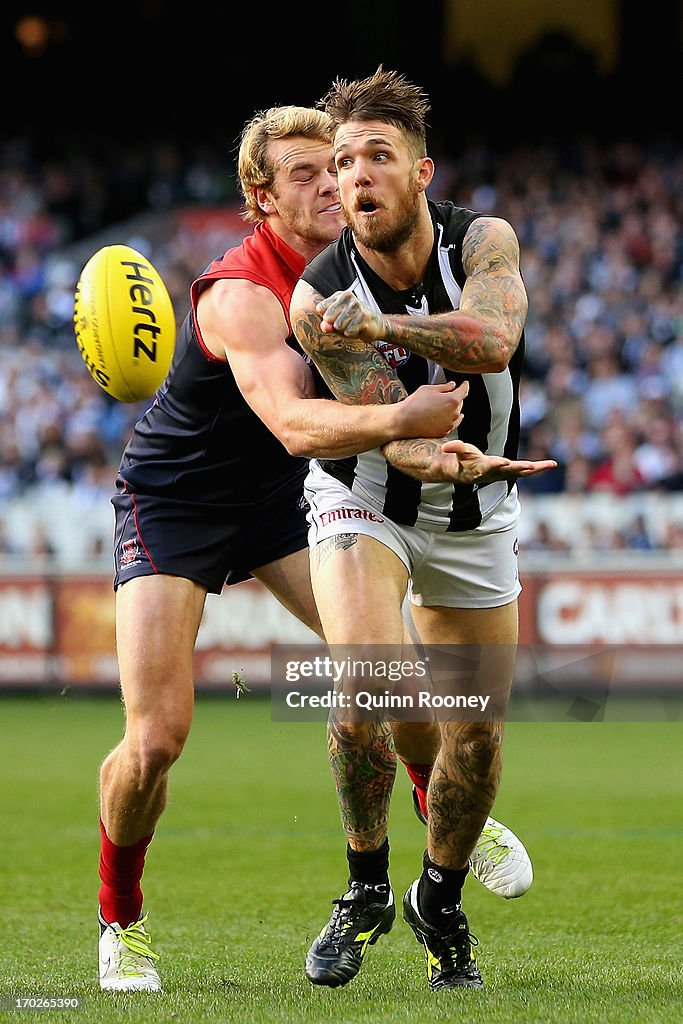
[0,133,681,559]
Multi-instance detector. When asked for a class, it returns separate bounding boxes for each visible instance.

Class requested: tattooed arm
[291,279,555,484]
[382,437,556,484]
[314,217,528,373]
[291,276,466,441]
[291,278,409,407]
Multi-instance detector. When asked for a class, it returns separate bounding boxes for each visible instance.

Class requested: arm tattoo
[380,437,445,482]
[293,298,447,481]
[293,311,406,406]
[328,716,396,851]
[379,218,528,372]
[381,315,506,371]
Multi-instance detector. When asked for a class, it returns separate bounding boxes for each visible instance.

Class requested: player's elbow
[468,351,510,374]
[457,321,515,373]
[485,355,511,374]
[482,332,515,373]
[279,427,314,458]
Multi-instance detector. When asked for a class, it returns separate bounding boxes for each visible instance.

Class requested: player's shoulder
[194,224,292,310]
[301,229,354,293]
[431,202,519,272]
[199,274,282,323]
[430,200,487,243]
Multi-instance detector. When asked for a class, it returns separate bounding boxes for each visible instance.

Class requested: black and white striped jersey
[300,200,524,532]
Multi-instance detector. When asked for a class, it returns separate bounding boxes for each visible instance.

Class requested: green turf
[0,693,681,1024]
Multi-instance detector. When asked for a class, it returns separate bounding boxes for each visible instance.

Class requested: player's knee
[126,720,190,780]
[445,721,502,776]
[328,716,378,748]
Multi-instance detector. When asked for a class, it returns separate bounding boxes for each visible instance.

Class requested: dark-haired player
[291,67,555,990]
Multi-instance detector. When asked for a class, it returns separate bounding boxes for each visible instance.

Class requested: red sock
[98,819,154,928]
[402,762,432,820]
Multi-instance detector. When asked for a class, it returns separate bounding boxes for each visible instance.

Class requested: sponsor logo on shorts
[375,339,410,367]
[319,507,385,527]
[513,537,519,556]
[120,538,141,568]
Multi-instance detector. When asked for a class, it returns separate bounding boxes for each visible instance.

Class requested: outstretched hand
[439,439,558,485]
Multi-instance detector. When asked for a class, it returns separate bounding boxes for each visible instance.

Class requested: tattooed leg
[328,714,397,851]
[309,533,409,852]
[313,533,358,571]
[409,600,518,869]
[427,720,504,868]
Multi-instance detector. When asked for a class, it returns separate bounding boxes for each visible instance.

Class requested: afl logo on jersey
[375,340,410,368]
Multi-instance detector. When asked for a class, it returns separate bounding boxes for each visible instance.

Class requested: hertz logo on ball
[73,244,176,403]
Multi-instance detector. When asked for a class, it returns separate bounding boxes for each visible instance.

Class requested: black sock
[417,850,469,928]
[346,838,390,890]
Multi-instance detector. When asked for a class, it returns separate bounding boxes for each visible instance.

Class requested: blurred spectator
[524,520,571,555]
[633,415,680,485]
[586,417,646,495]
[619,513,657,551]
[583,352,639,431]
[26,521,56,560]
[0,519,18,556]
[662,522,683,549]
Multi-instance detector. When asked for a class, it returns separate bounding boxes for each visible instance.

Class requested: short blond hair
[238,106,335,223]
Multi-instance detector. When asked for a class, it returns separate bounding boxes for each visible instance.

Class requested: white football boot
[98,911,162,992]
[412,787,533,899]
[469,817,534,899]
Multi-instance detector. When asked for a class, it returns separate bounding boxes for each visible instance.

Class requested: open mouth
[359,201,378,213]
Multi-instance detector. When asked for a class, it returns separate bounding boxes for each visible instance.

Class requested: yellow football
[73,244,176,403]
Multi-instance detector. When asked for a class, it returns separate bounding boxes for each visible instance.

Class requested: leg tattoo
[328,714,396,852]
[428,721,503,868]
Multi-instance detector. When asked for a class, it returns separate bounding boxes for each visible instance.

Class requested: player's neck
[267,217,333,266]
[353,202,434,292]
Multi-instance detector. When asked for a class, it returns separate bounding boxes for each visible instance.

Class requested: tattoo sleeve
[377,218,528,373]
[293,305,452,478]
[293,309,406,406]
[294,308,451,478]
[328,715,397,851]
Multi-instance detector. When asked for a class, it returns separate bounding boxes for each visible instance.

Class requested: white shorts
[304,463,522,609]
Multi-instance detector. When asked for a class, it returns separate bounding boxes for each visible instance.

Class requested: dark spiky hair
[317,65,430,158]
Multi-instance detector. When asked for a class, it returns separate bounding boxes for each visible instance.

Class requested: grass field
[0,692,681,1024]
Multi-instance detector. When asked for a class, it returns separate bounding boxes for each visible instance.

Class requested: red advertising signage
[0,568,680,690]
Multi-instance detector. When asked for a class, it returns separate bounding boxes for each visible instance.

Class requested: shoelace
[474,824,511,866]
[444,927,479,966]
[322,893,361,947]
[321,882,390,950]
[117,914,160,976]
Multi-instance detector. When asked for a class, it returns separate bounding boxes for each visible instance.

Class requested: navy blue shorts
[112,477,310,594]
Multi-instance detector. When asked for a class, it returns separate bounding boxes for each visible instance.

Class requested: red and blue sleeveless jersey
[118,221,309,506]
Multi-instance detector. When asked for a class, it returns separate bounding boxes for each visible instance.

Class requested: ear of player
[73,244,176,403]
